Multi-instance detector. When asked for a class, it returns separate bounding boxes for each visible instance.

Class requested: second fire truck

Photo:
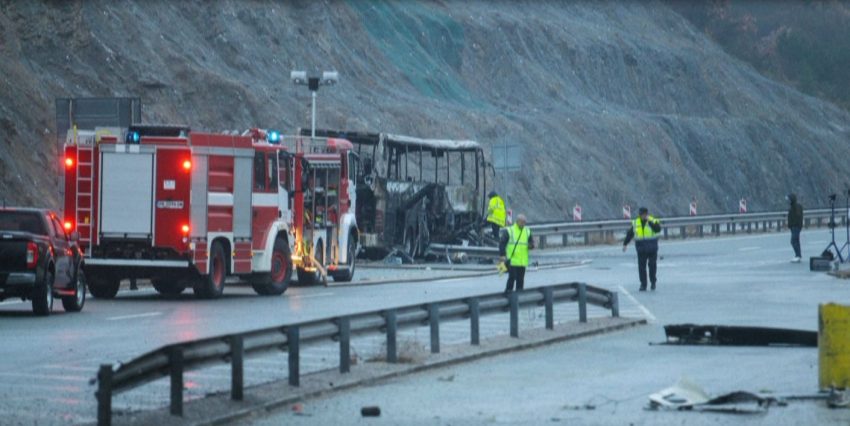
[63,125,359,298]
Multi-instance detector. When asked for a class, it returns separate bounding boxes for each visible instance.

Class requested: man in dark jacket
[787,193,804,263]
[623,207,663,291]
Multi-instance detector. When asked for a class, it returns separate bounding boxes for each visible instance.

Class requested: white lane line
[0,372,89,382]
[107,312,162,321]
[288,292,334,299]
[617,285,657,323]
[738,246,761,252]
[0,300,25,306]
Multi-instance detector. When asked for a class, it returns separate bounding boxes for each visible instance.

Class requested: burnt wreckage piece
[663,324,817,347]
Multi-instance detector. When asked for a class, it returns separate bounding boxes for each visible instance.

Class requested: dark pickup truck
[0,208,86,315]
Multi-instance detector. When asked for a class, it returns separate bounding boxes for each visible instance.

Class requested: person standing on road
[487,191,507,239]
[787,193,804,263]
[622,207,662,291]
[500,213,534,292]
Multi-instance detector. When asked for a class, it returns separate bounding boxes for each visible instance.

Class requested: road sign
[623,205,631,219]
[740,198,747,213]
[689,200,697,216]
[573,204,582,222]
[492,143,522,172]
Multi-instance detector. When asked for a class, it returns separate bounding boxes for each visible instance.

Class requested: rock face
[1,1,848,219]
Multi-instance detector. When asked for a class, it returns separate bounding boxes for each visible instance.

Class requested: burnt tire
[252,239,292,296]
[332,236,356,282]
[32,268,54,316]
[194,241,226,299]
[297,240,323,286]
[152,278,187,296]
[88,276,120,299]
[61,268,86,312]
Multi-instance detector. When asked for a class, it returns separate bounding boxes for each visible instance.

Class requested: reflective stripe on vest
[506,224,530,267]
[487,196,507,227]
[633,216,659,240]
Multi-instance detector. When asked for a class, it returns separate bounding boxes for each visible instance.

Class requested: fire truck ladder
[75,145,94,250]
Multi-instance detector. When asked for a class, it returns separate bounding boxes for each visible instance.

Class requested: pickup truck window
[50,216,67,240]
[0,211,48,235]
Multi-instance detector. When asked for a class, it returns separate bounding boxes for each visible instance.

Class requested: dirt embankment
[1,1,848,219]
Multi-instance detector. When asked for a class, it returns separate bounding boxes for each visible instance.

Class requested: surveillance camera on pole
[291,70,339,138]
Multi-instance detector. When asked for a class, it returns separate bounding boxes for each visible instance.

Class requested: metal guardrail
[529,208,836,247]
[94,282,619,425]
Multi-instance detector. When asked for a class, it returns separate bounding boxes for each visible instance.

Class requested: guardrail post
[168,347,184,416]
[543,287,554,330]
[230,336,243,401]
[663,228,668,239]
[583,232,589,245]
[468,298,480,345]
[679,226,686,239]
[610,292,620,318]
[578,283,587,323]
[731,222,736,235]
[97,364,112,426]
[385,310,398,363]
[509,292,519,337]
[287,326,300,387]
[699,225,704,238]
[747,222,752,233]
[562,233,568,247]
[538,235,546,250]
[429,303,440,354]
[339,317,351,373]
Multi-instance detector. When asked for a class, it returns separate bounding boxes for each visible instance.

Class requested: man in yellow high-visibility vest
[499,214,534,292]
[622,207,662,291]
[486,191,507,239]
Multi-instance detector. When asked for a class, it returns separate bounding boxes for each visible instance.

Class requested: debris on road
[648,378,780,414]
[663,324,817,347]
[361,406,381,417]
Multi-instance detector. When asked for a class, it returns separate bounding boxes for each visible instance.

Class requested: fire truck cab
[63,126,358,299]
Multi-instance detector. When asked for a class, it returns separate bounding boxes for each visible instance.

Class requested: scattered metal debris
[648,378,780,414]
[663,324,817,347]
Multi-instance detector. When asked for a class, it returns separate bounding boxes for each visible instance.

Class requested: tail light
[181,224,190,234]
[182,160,192,171]
[65,157,74,168]
[64,221,73,231]
[26,242,38,269]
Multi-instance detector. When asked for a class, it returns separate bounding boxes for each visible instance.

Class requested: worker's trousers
[637,250,658,289]
[505,266,526,292]
[790,227,802,258]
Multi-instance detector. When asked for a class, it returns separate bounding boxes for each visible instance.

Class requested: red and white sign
[739,198,747,213]
[689,200,697,216]
[622,205,631,219]
[507,208,513,225]
[573,204,582,222]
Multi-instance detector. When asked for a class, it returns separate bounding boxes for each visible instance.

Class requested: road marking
[0,300,25,306]
[738,246,761,251]
[617,285,657,323]
[289,292,334,299]
[107,312,162,321]
[0,372,89,382]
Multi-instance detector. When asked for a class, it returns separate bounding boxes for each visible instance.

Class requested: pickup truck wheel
[61,268,86,312]
[252,239,292,296]
[152,279,186,296]
[194,242,226,299]
[296,240,323,286]
[88,276,120,299]
[332,237,357,282]
[32,269,54,316]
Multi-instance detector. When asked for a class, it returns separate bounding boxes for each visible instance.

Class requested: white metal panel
[100,152,153,235]
[233,157,252,238]
[190,154,208,238]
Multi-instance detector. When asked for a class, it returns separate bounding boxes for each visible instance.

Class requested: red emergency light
[65,157,74,168]
[64,221,73,231]
[181,224,190,234]
[182,160,192,171]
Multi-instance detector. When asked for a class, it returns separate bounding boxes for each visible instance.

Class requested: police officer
[622,207,662,291]
[500,214,534,292]
[486,191,507,239]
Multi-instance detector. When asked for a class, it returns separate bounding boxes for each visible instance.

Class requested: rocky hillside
[1,0,848,220]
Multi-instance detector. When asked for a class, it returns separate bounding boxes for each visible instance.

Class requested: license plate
[156,200,184,209]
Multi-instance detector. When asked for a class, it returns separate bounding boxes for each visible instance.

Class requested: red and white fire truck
[62,125,358,299]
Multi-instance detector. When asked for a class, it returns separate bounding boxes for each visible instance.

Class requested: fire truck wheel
[194,242,226,299]
[88,276,120,299]
[332,236,357,282]
[297,240,323,286]
[152,278,186,296]
[61,268,86,312]
[253,239,292,295]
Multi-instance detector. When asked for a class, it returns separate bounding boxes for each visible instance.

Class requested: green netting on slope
[348,1,479,107]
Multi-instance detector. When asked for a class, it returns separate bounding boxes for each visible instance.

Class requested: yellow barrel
[819,303,850,389]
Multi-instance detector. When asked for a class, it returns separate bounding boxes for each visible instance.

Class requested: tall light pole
[291,70,338,138]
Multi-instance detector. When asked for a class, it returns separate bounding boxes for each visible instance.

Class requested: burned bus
[302,129,490,259]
